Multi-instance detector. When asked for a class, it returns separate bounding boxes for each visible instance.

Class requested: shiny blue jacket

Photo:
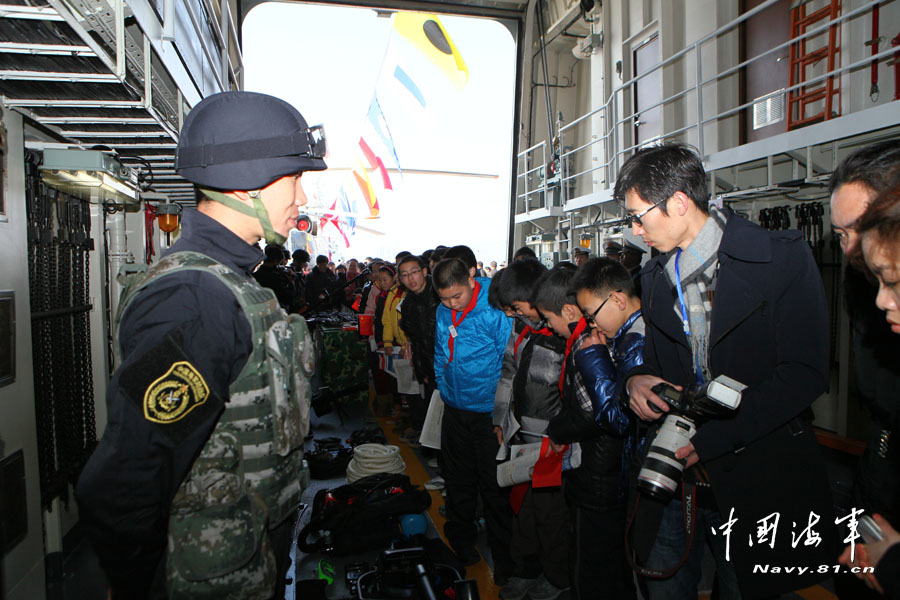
[434,277,512,413]
[574,310,643,474]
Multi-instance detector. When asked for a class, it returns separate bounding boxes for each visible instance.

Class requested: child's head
[495,258,547,321]
[571,257,640,338]
[377,265,396,291]
[487,269,515,317]
[433,258,476,311]
[443,245,478,278]
[398,255,427,294]
[532,266,580,338]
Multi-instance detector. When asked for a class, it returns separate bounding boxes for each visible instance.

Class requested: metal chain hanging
[25,159,97,509]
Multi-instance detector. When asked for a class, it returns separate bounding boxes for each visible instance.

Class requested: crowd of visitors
[245,140,900,600]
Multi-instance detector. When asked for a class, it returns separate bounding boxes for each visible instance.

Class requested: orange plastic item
[158,213,179,233]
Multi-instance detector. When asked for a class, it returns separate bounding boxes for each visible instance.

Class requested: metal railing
[516,140,548,214]
[533,0,896,213]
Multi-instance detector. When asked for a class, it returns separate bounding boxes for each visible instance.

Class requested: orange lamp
[157,203,182,233]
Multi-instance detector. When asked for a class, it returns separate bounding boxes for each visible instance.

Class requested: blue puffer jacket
[434,277,512,414]
[574,309,644,483]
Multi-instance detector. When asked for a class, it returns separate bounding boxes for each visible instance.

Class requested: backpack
[296,473,432,556]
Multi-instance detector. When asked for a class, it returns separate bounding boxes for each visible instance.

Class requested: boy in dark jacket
[490,259,571,600]
[536,266,637,600]
[397,255,439,432]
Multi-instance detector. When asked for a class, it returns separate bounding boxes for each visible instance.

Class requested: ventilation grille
[753,90,786,130]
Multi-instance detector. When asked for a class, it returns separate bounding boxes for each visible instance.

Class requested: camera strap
[624,483,697,579]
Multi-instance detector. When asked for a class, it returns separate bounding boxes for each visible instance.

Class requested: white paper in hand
[419,390,444,449]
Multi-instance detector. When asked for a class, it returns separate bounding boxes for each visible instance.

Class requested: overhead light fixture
[39,149,138,203]
[579,232,592,248]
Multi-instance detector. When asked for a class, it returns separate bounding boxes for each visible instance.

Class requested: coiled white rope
[345,443,406,483]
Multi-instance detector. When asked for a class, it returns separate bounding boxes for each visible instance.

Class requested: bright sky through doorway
[243,4,517,264]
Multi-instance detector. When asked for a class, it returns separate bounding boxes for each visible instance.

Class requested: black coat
[305,267,337,309]
[627,213,837,599]
[399,278,439,384]
[548,331,626,512]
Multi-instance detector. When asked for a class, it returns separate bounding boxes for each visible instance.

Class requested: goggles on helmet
[305,125,327,159]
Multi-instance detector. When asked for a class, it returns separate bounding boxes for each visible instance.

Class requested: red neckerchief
[514,326,553,359]
[559,317,588,395]
[447,281,481,363]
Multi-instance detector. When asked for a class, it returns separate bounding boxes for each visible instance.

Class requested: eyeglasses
[625,196,669,227]
[398,268,422,279]
[583,290,621,325]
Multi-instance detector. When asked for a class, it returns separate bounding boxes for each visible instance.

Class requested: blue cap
[176,91,327,190]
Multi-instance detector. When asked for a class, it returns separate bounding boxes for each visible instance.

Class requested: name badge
[449,325,458,338]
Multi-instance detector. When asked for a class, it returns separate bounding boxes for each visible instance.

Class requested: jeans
[644,497,742,600]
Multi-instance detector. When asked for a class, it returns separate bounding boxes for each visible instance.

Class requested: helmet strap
[199,187,287,246]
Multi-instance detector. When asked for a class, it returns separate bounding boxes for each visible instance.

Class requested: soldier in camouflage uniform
[75,91,326,600]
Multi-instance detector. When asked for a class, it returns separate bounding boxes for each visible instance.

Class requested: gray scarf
[664,206,727,384]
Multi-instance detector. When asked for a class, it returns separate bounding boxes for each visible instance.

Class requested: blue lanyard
[675,248,705,386]
[674,249,690,336]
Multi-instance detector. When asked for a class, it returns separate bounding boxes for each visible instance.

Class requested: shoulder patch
[119,330,224,445]
[143,361,210,424]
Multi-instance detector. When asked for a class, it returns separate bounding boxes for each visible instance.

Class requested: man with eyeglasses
[618,143,835,599]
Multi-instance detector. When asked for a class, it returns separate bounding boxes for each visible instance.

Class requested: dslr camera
[637,374,746,501]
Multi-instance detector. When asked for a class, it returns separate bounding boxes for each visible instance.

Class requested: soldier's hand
[626,375,679,421]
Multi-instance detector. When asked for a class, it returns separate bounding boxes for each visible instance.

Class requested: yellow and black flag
[392,12,468,90]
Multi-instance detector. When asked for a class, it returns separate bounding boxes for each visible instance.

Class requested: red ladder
[787,0,842,130]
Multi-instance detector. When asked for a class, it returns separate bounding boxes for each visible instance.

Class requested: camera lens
[637,415,696,500]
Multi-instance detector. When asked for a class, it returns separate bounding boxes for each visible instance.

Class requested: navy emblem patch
[143,361,210,424]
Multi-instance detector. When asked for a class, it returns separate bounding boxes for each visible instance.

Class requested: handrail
[560,104,605,133]
[612,86,695,129]
[699,45,899,127]
[518,140,547,156]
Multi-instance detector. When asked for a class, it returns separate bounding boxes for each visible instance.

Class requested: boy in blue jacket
[433,257,515,581]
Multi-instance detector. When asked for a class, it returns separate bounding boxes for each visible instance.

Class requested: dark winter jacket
[252,264,294,311]
[844,264,900,523]
[547,327,627,512]
[625,212,836,599]
[399,277,439,384]
[574,309,642,480]
[305,267,337,309]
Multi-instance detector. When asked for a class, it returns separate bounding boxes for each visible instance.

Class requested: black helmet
[175,91,327,190]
